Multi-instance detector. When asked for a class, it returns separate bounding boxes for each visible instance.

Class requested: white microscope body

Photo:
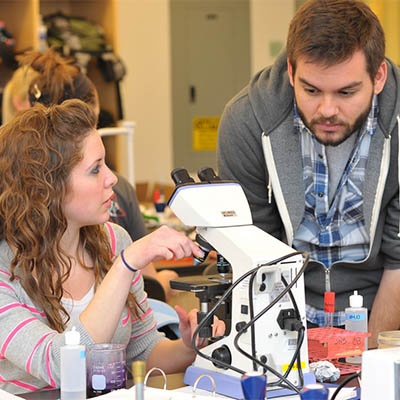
[168,178,312,398]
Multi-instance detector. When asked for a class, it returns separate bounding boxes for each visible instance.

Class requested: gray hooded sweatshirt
[218,50,400,312]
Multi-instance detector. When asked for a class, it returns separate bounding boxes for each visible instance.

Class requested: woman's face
[62,129,117,230]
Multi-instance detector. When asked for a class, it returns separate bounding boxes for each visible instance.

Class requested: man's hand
[368,268,400,348]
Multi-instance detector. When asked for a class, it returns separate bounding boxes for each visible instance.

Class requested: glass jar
[378,331,400,349]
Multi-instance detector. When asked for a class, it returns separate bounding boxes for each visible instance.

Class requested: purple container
[300,383,329,400]
[86,343,127,398]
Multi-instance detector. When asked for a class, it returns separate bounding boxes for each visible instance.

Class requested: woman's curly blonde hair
[0,99,138,332]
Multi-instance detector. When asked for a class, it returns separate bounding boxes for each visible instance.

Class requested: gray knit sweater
[0,222,164,394]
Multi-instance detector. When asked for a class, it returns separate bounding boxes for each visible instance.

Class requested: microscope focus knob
[197,311,212,338]
[235,321,247,332]
[211,345,231,369]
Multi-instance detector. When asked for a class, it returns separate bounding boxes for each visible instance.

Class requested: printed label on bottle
[345,312,365,321]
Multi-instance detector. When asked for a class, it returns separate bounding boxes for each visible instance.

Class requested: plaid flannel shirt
[292,96,378,326]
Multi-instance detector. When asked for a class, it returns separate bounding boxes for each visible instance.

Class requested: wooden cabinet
[0,1,38,53]
[0,0,129,176]
[0,0,117,50]
[0,0,119,119]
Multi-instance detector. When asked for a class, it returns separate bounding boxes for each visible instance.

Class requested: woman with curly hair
[2,47,180,301]
[0,99,224,395]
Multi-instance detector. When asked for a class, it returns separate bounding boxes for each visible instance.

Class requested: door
[171,0,251,175]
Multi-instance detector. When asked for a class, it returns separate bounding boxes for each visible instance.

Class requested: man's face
[287,50,387,146]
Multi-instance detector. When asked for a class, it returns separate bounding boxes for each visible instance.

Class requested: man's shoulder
[223,83,252,115]
[223,53,293,134]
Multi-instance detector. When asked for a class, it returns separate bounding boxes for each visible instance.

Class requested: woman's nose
[105,167,118,188]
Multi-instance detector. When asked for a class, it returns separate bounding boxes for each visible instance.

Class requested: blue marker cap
[300,383,329,399]
[240,371,267,400]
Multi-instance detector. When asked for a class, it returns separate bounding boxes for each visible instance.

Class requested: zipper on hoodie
[262,121,394,286]
[325,268,331,293]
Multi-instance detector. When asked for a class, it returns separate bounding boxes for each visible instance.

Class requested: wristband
[120,249,137,272]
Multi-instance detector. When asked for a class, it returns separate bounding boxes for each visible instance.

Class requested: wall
[368,0,400,65]
[118,0,173,185]
[118,0,295,185]
[250,0,295,74]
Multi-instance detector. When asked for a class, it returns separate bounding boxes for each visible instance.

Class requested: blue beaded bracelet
[120,249,137,272]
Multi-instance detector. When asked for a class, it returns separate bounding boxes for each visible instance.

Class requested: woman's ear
[12,94,31,111]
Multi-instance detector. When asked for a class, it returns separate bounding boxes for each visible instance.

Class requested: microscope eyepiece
[198,167,221,182]
[171,168,195,186]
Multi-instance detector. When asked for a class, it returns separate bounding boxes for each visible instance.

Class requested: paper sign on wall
[192,116,220,151]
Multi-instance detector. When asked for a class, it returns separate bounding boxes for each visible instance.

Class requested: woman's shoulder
[0,240,21,293]
[0,240,13,274]
[103,222,133,254]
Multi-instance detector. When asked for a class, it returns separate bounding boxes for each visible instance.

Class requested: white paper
[0,388,23,399]
[328,386,358,400]
[94,386,229,399]
[0,383,358,400]
[84,385,358,400]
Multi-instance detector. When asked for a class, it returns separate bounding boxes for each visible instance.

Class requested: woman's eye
[91,165,100,174]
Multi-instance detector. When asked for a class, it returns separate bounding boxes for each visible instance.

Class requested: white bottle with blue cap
[345,290,368,363]
[60,326,86,400]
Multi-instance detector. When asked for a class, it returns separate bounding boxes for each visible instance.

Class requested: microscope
[168,167,315,399]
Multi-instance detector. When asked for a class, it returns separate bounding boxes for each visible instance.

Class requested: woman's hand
[122,225,204,270]
[175,305,226,349]
[156,269,179,300]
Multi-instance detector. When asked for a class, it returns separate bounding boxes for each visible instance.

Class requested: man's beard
[296,94,373,147]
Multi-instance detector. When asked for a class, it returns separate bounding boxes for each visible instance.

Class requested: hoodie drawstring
[397,116,400,238]
[268,174,272,204]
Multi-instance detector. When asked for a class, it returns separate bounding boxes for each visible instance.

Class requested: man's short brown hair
[287,0,385,81]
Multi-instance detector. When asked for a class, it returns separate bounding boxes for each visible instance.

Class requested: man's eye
[340,91,354,96]
[305,87,318,94]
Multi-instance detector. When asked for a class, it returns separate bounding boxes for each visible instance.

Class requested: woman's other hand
[175,305,226,349]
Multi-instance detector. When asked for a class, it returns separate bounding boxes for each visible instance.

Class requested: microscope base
[184,365,316,398]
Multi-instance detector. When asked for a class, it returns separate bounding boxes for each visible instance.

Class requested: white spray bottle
[60,326,86,399]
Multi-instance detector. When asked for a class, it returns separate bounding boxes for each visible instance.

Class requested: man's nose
[318,95,338,118]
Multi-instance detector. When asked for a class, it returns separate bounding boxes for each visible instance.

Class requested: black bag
[44,12,126,82]
[97,52,126,82]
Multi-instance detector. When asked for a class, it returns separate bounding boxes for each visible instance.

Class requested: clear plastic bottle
[60,326,86,400]
[345,290,368,364]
